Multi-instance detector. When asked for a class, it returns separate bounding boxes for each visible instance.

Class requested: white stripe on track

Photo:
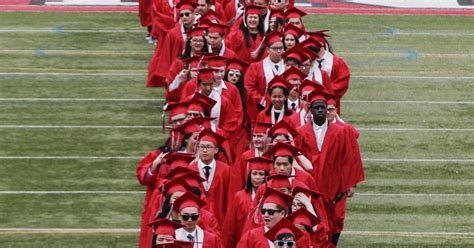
[0,125,162,129]
[345,100,474,105]
[352,75,474,80]
[0,72,145,76]
[0,98,163,102]
[0,191,143,195]
[0,228,140,234]
[357,193,474,197]
[0,29,144,33]
[0,50,149,55]
[343,231,474,238]
[364,158,474,163]
[0,125,472,132]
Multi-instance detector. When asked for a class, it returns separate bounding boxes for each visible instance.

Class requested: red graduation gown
[222,190,254,247]
[255,107,295,126]
[228,149,257,195]
[190,160,231,225]
[226,28,263,65]
[244,59,276,121]
[325,53,350,114]
[237,226,270,248]
[138,0,153,27]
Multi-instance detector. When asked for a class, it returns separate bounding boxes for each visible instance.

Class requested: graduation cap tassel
[161,103,167,134]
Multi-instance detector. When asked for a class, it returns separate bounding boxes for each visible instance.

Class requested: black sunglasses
[181,214,199,221]
[276,240,295,247]
[261,208,282,216]
[228,73,241,77]
[180,12,192,18]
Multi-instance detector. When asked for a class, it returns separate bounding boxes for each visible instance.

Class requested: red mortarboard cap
[266,174,293,189]
[299,79,325,94]
[197,128,225,146]
[299,37,323,50]
[292,185,322,199]
[181,171,206,188]
[307,30,330,45]
[188,92,216,113]
[263,187,294,210]
[281,66,307,81]
[253,121,273,134]
[284,24,305,38]
[264,218,305,242]
[147,218,183,236]
[268,75,294,91]
[172,191,206,211]
[284,7,307,19]
[203,55,227,68]
[176,0,198,12]
[227,58,248,71]
[265,142,300,158]
[199,9,220,23]
[195,116,215,129]
[207,22,228,34]
[162,177,192,196]
[263,31,284,47]
[267,120,299,138]
[246,156,273,171]
[298,46,318,61]
[197,68,216,81]
[187,27,207,38]
[282,46,309,64]
[174,117,204,135]
[166,165,198,179]
[246,4,264,16]
[165,152,196,170]
[307,89,331,103]
[270,9,285,19]
[155,243,187,248]
[287,208,321,228]
[165,102,189,120]
[198,18,213,28]
[327,97,337,106]
[183,55,204,69]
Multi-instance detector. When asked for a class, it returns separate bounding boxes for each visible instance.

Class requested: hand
[178,69,189,81]
[150,152,169,173]
[347,187,356,198]
[295,193,312,209]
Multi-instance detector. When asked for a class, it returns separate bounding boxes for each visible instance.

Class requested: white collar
[313,119,328,130]
[198,158,216,170]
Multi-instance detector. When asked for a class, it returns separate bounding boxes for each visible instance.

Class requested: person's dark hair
[224,70,247,125]
[283,34,300,50]
[157,195,172,218]
[240,15,265,48]
[245,170,270,192]
[180,36,210,59]
[178,132,194,151]
[265,86,293,116]
[273,155,294,165]
[267,17,284,33]
[271,134,290,143]
[284,57,301,67]
[276,233,294,241]
[159,137,173,153]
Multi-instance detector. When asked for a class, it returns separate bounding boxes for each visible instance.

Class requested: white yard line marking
[0,50,150,55]
[0,98,163,102]
[0,125,472,132]
[0,191,143,195]
[343,231,474,238]
[357,193,474,197]
[0,72,145,76]
[0,29,144,33]
[0,228,140,234]
[352,75,474,80]
[345,100,474,105]
[0,125,162,129]
[364,158,474,163]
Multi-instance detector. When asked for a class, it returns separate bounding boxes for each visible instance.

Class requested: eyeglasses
[269,46,284,51]
[276,240,295,247]
[327,107,337,112]
[228,73,241,77]
[198,145,216,150]
[179,12,192,18]
[191,39,204,43]
[181,214,199,221]
[261,208,282,216]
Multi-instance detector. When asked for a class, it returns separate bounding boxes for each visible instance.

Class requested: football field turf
[0,12,473,247]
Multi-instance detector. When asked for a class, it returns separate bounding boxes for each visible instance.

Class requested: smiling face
[270,87,286,110]
[190,36,205,52]
[246,14,260,29]
[261,203,286,228]
[179,207,200,231]
[252,132,266,149]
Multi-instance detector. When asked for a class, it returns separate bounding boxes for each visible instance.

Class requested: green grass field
[0,12,473,247]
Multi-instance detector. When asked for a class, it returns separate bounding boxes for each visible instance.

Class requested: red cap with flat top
[147,218,183,235]
[263,187,294,210]
[246,156,273,171]
[187,92,216,113]
[266,174,293,189]
[174,118,204,135]
[162,177,192,196]
[282,46,309,64]
[181,171,206,188]
[207,23,228,34]
[263,31,284,47]
[183,55,204,69]
[307,30,330,45]
[227,58,248,71]
[265,142,300,158]
[299,79,324,94]
[284,24,305,38]
[176,0,198,12]
[165,102,189,121]
[292,185,322,199]
[172,191,206,211]
[298,46,318,61]
[197,128,225,146]
[165,152,196,170]
[203,55,227,68]
[197,68,217,81]
[284,7,307,19]
[268,75,294,92]
[264,218,305,242]
[246,4,264,16]
[281,66,307,81]
[252,121,273,134]
[287,208,321,229]
[187,27,207,38]
[166,165,198,179]
[267,120,299,138]
[307,88,332,104]
[270,9,285,19]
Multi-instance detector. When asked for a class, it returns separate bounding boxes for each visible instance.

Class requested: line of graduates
[136,0,364,247]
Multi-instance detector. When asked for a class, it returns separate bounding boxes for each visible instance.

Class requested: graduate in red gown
[244,31,285,121]
[173,192,223,247]
[222,157,272,247]
[147,0,197,87]
[237,188,294,248]
[147,218,184,247]
[308,30,351,114]
[255,76,296,126]
[264,218,305,248]
[285,208,331,248]
[206,23,235,58]
[294,89,352,246]
[282,24,305,50]
[138,0,153,37]
[189,129,231,225]
[296,38,332,88]
[228,121,273,195]
[289,79,325,128]
[280,66,307,113]
[226,5,265,64]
